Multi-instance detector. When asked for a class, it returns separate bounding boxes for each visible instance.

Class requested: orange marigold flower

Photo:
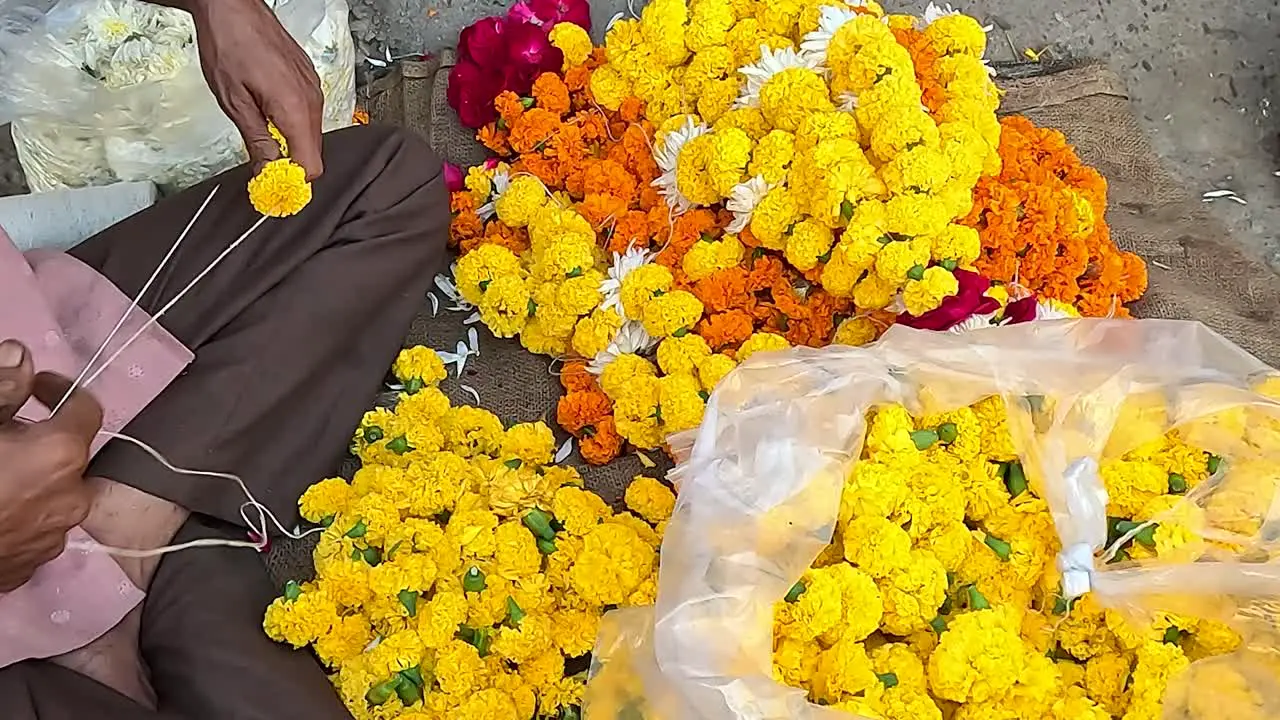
[533,73,571,116]
[557,389,613,435]
[698,310,755,350]
[606,210,653,254]
[559,362,597,392]
[692,267,754,314]
[450,191,476,215]
[515,154,564,188]
[478,125,510,155]
[495,91,526,127]
[579,416,624,465]
[509,108,562,155]
[583,159,638,206]
[619,96,644,123]
[578,193,629,230]
[564,65,592,93]
[450,213,483,248]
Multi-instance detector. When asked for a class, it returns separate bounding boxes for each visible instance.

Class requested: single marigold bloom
[248,159,311,217]
[557,389,613,435]
[691,267,754,314]
[450,213,483,248]
[697,310,755,350]
[559,362,597,393]
[478,125,509,154]
[606,211,653,254]
[579,416,624,465]
[619,96,644,123]
[509,108,562,155]
[564,64,592,93]
[533,73,571,116]
[495,91,525,127]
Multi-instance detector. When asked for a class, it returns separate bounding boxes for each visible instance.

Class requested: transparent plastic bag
[584,319,1280,720]
[0,0,355,193]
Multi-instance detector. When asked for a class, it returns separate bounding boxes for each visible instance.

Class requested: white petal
[460,384,481,404]
[428,292,440,316]
[464,311,482,325]
[555,438,574,464]
[468,328,480,352]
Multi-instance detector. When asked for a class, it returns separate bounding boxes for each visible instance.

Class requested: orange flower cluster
[556,362,623,465]
[963,116,1148,316]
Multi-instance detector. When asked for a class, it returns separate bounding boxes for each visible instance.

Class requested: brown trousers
[1,125,448,719]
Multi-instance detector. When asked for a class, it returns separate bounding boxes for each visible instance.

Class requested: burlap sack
[266,59,1280,587]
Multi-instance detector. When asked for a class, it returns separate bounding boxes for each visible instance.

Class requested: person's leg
[140,517,353,720]
[49,124,445,711]
[0,660,182,720]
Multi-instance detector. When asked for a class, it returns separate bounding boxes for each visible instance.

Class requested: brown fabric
[999,62,1280,368]
[0,517,351,720]
[69,124,450,528]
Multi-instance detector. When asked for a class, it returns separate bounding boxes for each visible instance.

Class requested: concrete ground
[3,0,1277,273]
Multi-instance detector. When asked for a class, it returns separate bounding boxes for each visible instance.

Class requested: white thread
[51,186,220,416]
[81,214,271,390]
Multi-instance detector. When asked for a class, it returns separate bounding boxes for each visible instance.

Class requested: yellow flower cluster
[247,120,313,217]
[455,175,610,354]
[265,347,677,720]
[771,389,1275,720]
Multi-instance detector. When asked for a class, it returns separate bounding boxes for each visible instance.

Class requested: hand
[0,340,101,592]
[185,0,326,179]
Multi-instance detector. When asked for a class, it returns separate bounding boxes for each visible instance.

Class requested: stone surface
[2,0,1276,272]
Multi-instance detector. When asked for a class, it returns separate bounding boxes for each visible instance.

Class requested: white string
[50,185,220,417]
[80,214,270,390]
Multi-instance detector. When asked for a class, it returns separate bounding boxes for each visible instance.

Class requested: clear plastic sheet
[584,319,1280,720]
[0,0,355,193]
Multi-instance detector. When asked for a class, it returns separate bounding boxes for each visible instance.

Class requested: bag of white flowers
[582,318,1280,720]
[0,0,355,193]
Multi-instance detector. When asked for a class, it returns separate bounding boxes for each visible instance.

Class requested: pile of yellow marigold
[766,375,1280,720]
[263,347,676,720]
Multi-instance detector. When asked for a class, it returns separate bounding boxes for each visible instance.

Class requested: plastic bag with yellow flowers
[583,319,1280,720]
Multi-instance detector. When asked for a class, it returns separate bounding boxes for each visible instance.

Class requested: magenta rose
[447,60,502,128]
[443,162,464,192]
[458,17,507,69]
[507,0,591,29]
[505,21,565,78]
[1002,296,1039,325]
[897,269,1001,331]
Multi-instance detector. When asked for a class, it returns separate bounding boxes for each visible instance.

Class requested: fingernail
[0,341,23,368]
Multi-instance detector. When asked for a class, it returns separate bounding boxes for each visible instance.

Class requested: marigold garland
[263,347,677,720]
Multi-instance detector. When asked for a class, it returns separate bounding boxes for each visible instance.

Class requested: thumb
[0,340,34,424]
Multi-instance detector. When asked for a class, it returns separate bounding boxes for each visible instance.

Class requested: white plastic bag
[584,319,1280,720]
[0,0,355,193]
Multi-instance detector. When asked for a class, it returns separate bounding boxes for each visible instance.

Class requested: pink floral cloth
[0,228,193,667]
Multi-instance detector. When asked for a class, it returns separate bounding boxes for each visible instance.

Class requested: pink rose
[443,162,464,192]
[447,60,502,128]
[897,269,1001,331]
[507,0,591,29]
[458,17,507,69]
[1002,296,1039,325]
[506,21,564,77]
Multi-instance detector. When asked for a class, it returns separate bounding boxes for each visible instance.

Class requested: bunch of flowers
[263,347,677,720]
[447,0,592,128]
[769,376,1280,720]
[963,116,1149,317]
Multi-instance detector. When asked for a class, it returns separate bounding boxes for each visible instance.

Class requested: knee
[323,125,445,198]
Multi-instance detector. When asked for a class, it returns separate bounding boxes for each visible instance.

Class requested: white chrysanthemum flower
[725,176,773,233]
[587,321,656,375]
[798,5,864,63]
[598,246,652,316]
[948,312,999,333]
[652,116,708,214]
[735,45,825,109]
[477,167,511,219]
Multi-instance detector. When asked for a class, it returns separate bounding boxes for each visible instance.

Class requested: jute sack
[266,58,1280,587]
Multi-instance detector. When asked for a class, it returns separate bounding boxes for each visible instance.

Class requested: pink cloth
[0,229,193,667]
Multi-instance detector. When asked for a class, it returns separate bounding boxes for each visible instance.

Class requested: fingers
[0,339,34,424]
[265,82,324,180]
[225,87,282,173]
[31,372,104,446]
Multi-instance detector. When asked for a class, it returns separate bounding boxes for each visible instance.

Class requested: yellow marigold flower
[316,557,371,609]
[570,522,657,605]
[465,165,493,201]
[877,549,947,635]
[811,637,878,703]
[455,243,525,306]
[871,642,927,690]
[613,376,665,448]
[772,635,821,689]
[696,352,737,391]
[314,614,371,669]
[443,406,505,456]
[501,422,556,466]
[298,477,354,524]
[750,185,801,250]
[760,67,834,132]
[495,175,548,228]
[1128,640,1190,711]
[682,233,746,281]
[832,316,878,346]
[924,13,988,57]
[624,476,675,527]
[248,158,312,217]
[818,563,883,644]
[841,39,914,96]
[784,219,835,271]
[619,263,675,321]
[1052,691,1111,720]
[365,628,425,677]
[884,193,951,238]
[929,223,981,266]
[843,514,911,577]
[903,266,960,316]
[478,274,532,339]
[686,0,736,51]
[696,77,739,124]
[571,308,623,359]
[870,105,942,161]
[263,586,338,648]
[599,352,658,400]
[736,331,790,362]
[1101,458,1169,518]
[548,22,592,67]
[657,333,712,376]
[714,105,772,140]
[657,372,706,433]
[392,346,447,388]
[928,607,1026,703]
[881,146,952,196]
[369,551,436,596]
[641,290,705,338]
[553,607,603,657]
[411,589,466,649]
[494,613,556,665]
[794,110,858,152]
[552,486,612,536]
[748,129,796,184]
[820,253,864,298]
[394,387,451,428]
[529,206,594,256]
[824,14,894,78]
[556,271,605,316]
[434,639,487,695]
